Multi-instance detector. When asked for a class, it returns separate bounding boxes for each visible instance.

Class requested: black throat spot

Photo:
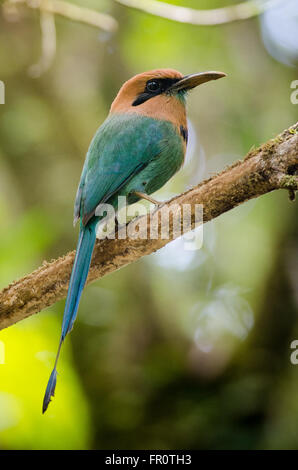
[132,77,180,107]
[180,125,188,144]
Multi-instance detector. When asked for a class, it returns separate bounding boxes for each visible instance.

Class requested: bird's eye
[146,80,161,93]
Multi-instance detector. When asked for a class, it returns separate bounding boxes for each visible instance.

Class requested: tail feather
[61,222,96,339]
[42,367,57,414]
[42,220,97,413]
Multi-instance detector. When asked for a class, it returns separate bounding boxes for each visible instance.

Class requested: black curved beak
[168,71,226,92]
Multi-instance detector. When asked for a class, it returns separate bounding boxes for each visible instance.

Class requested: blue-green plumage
[42,67,225,412]
[43,113,184,413]
[75,113,184,225]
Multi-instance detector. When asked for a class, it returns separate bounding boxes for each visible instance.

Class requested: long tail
[42,219,97,413]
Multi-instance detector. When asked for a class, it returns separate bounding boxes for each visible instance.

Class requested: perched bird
[43,68,226,413]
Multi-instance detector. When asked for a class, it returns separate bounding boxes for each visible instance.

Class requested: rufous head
[110,68,226,127]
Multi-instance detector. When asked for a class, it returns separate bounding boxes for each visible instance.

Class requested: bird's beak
[168,71,226,92]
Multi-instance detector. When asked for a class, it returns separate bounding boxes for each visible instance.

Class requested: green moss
[289,127,298,135]
[280,175,298,202]
[280,175,298,190]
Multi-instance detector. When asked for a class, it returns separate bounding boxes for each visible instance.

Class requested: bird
[42,68,226,413]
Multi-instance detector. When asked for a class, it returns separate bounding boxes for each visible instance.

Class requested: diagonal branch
[0,123,297,331]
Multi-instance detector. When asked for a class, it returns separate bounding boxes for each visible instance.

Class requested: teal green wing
[74,113,184,226]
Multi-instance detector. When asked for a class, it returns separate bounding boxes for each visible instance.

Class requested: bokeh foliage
[0,0,297,449]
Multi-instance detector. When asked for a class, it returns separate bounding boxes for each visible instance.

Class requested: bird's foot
[133,191,162,206]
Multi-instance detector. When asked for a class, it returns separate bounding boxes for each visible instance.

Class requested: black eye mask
[132,77,180,106]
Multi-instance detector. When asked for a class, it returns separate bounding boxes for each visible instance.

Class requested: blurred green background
[0,0,297,450]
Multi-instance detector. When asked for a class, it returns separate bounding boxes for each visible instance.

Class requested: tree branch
[0,123,297,330]
[3,0,118,32]
[28,9,57,78]
[114,0,283,26]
